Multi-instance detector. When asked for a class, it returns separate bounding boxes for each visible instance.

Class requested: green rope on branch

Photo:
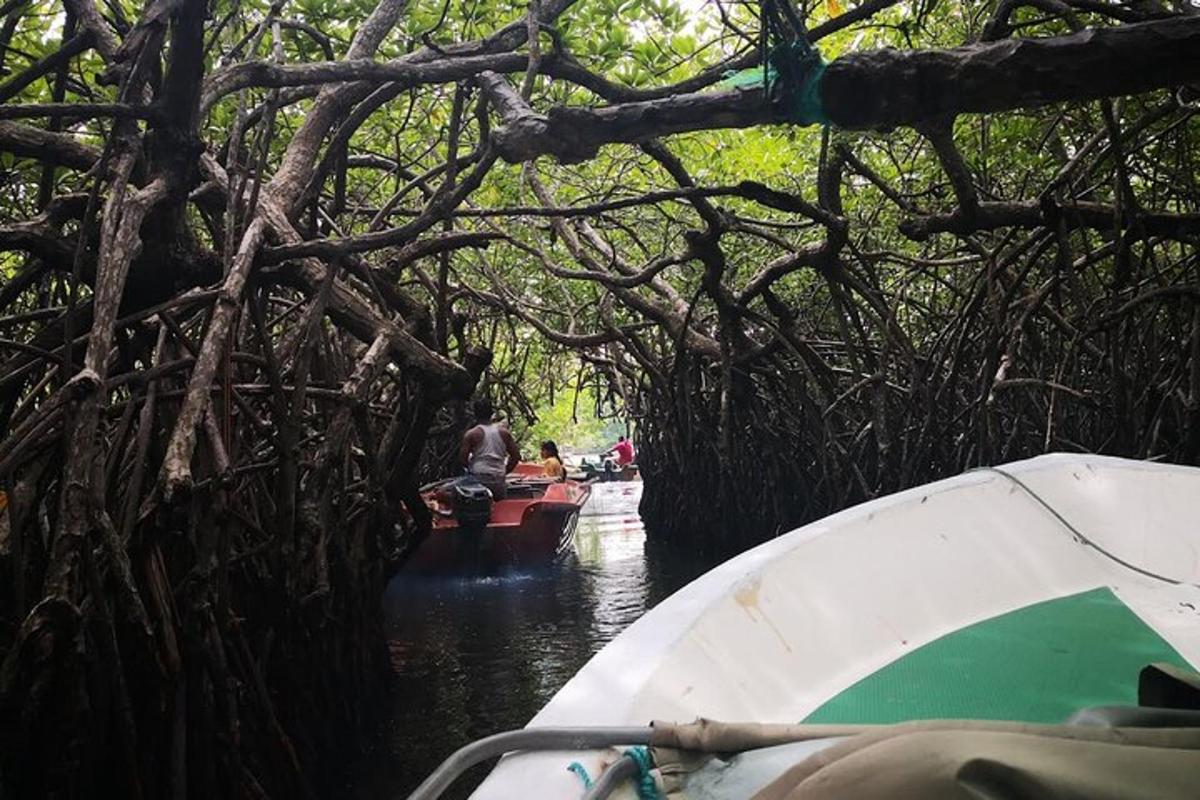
[769,38,828,125]
[717,0,829,126]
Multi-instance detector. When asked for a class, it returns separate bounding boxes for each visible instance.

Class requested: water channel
[348,482,718,799]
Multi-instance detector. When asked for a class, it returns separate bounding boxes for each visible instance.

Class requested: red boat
[405,469,592,573]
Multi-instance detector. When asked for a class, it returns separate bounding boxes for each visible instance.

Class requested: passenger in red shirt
[609,436,635,466]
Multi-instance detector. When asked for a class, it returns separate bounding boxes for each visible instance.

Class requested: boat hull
[469,454,1200,798]
[406,480,590,573]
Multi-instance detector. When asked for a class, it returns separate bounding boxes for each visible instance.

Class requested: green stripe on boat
[804,587,1193,725]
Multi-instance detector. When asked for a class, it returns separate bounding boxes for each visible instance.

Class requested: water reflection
[348,484,712,799]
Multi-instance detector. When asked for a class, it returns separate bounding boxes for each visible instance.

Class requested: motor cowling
[450,477,493,528]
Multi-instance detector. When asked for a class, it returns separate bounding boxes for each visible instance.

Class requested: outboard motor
[601,457,617,482]
[449,476,493,528]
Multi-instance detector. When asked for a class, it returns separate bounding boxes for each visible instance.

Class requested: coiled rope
[569,745,660,799]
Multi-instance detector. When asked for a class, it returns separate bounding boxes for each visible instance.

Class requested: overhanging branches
[1,0,1200,796]
[481,17,1200,163]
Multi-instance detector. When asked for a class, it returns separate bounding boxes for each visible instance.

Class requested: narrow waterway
[348,483,717,799]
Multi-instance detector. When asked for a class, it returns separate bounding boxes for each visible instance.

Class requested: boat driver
[459,398,520,500]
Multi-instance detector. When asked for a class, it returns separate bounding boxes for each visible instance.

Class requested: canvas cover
[649,718,1200,799]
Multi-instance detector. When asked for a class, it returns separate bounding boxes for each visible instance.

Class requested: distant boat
[579,481,643,517]
[570,454,640,483]
[406,469,591,573]
[445,454,1200,798]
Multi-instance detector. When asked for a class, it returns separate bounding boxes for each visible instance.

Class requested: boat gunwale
[522,455,1200,728]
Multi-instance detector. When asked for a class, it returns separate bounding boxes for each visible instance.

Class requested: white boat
[421,455,1200,799]
[579,481,644,517]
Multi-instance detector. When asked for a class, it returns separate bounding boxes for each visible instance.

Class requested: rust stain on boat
[734,578,793,653]
[734,578,761,610]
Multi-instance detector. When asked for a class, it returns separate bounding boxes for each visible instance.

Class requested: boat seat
[1066,663,1200,727]
[1066,705,1200,728]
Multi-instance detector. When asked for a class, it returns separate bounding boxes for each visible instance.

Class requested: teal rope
[566,747,660,799]
[567,761,593,790]
[624,746,660,800]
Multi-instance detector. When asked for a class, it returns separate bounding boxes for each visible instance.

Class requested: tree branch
[485,17,1200,162]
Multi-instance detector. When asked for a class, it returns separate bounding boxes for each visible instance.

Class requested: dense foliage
[0,0,1198,795]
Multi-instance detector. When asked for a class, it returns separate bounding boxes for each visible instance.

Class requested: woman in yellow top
[540,440,566,481]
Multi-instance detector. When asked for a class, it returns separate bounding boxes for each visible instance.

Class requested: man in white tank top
[459,398,520,499]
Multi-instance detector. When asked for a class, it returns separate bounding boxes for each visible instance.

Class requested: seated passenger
[605,435,635,467]
[540,440,566,482]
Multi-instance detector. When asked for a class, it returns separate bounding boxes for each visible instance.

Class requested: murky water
[348,483,715,799]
